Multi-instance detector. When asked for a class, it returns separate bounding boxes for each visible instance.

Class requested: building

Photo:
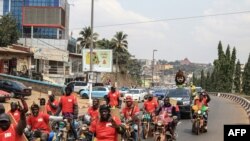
[0,0,80,85]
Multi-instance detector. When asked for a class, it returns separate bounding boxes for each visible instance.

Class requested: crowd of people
[0,84,210,141]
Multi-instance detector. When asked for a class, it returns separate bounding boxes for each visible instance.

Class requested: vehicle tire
[195,121,200,135]
[81,94,89,99]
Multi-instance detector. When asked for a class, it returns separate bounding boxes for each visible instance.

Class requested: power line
[70,10,250,30]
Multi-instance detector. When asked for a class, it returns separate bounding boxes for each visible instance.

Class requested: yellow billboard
[82,49,113,72]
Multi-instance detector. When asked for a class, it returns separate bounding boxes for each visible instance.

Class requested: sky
[69,0,250,64]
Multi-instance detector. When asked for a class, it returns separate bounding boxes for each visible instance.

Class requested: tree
[112,31,128,83]
[200,69,206,89]
[206,71,211,91]
[77,26,98,51]
[234,60,241,93]
[0,14,19,46]
[242,54,250,95]
[192,73,197,85]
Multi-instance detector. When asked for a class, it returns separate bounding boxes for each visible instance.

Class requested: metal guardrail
[209,92,250,122]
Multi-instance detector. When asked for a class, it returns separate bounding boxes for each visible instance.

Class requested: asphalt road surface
[142,96,249,141]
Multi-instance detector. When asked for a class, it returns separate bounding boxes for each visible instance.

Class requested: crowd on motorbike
[0,84,211,141]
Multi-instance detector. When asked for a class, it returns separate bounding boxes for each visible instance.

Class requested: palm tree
[77,26,98,53]
[111,31,128,84]
[96,38,115,49]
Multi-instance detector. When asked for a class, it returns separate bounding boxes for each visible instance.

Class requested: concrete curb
[209,92,250,123]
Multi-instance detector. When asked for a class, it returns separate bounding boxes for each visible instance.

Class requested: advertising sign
[82,49,113,72]
[32,47,69,62]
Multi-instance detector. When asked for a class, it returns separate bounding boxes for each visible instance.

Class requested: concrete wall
[0,73,64,96]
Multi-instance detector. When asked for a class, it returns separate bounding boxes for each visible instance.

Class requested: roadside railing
[209,92,250,123]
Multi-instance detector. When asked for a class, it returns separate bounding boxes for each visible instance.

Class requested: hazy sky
[69,0,250,64]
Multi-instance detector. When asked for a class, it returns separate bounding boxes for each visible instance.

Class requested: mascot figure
[175,70,186,87]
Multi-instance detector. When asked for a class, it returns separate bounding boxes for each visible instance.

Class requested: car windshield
[154,89,166,93]
[128,90,140,94]
[167,89,189,97]
[14,81,26,89]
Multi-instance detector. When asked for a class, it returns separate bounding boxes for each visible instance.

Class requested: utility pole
[152,49,157,87]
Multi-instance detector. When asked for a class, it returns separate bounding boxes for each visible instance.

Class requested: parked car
[66,81,105,94]
[0,90,11,102]
[165,87,192,119]
[0,80,32,98]
[124,89,147,102]
[153,88,168,100]
[80,86,109,99]
[119,87,130,96]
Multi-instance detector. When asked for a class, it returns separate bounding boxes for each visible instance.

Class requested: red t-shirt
[122,106,140,120]
[108,91,120,107]
[7,110,21,123]
[0,124,22,141]
[59,94,77,113]
[144,99,159,113]
[87,107,99,121]
[90,116,121,141]
[46,100,59,114]
[27,112,50,133]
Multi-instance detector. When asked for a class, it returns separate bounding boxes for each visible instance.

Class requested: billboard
[22,7,65,28]
[32,47,69,62]
[82,49,113,72]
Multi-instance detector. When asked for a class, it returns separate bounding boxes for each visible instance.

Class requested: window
[48,61,64,74]
[75,82,87,86]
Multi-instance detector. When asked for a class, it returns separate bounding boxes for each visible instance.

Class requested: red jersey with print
[7,110,21,122]
[108,91,120,107]
[27,112,50,133]
[46,100,59,114]
[122,106,140,120]
[89,116,121,141]
[87,107,99,121]
[59,95,77,113]
[144,99,159,113]
[0,124,23,141]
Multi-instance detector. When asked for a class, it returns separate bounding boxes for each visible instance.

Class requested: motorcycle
[191,105,208,135]
[153,112,177,141]
[141,113,152,139]
[121,119,139,141]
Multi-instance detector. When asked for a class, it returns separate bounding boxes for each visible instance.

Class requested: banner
[32,47,69,62]
[82,49,113,72]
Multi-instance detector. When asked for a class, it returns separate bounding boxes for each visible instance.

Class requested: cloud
[194,0,250,64]
[69,0,170,59]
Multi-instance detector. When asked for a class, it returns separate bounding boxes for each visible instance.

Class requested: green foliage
[0,14,19,46]
[77,26,99,50]
[200,69,206,89]
[206,71,211,91]
[234,60,241,93]
[242,54,250,95]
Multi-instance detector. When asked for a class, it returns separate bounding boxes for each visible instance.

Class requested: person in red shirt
[0,97,28,141]
[46,93,59,115]
[121,96,140,140]
[87,98,100,121]
[89,104,124,141]
[106,87,121,108]
[7,102,21,122]
[143,94,159,114]
[27,103,63,141]
[55,86,78,139]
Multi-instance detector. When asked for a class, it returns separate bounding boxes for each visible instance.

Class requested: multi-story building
[0,0,79,85]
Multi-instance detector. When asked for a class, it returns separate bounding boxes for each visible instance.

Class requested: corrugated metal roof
[0,47,30,54]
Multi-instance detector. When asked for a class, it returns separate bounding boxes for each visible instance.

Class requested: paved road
[142,96,249,141]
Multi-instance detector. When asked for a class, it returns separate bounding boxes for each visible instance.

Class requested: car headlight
[198,110,201,114]
[183,101,190,105]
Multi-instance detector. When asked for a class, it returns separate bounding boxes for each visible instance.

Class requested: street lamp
[152,49,157,87]
[88,0,94,104]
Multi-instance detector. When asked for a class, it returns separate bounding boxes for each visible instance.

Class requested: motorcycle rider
[89,104,124,141]
[201,91,211,106]
[106,86,122,108]
[143,94,159,115]
[87,98,100,121]
[26,103,63,141]
[46,93,58,115]
[156,96,178,139]
[55,86,79,139]
[121,96,140,140]
[7,102,21,122]
[0,97,28,141]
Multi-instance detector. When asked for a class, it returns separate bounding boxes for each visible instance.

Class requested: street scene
[0,0,250,141]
